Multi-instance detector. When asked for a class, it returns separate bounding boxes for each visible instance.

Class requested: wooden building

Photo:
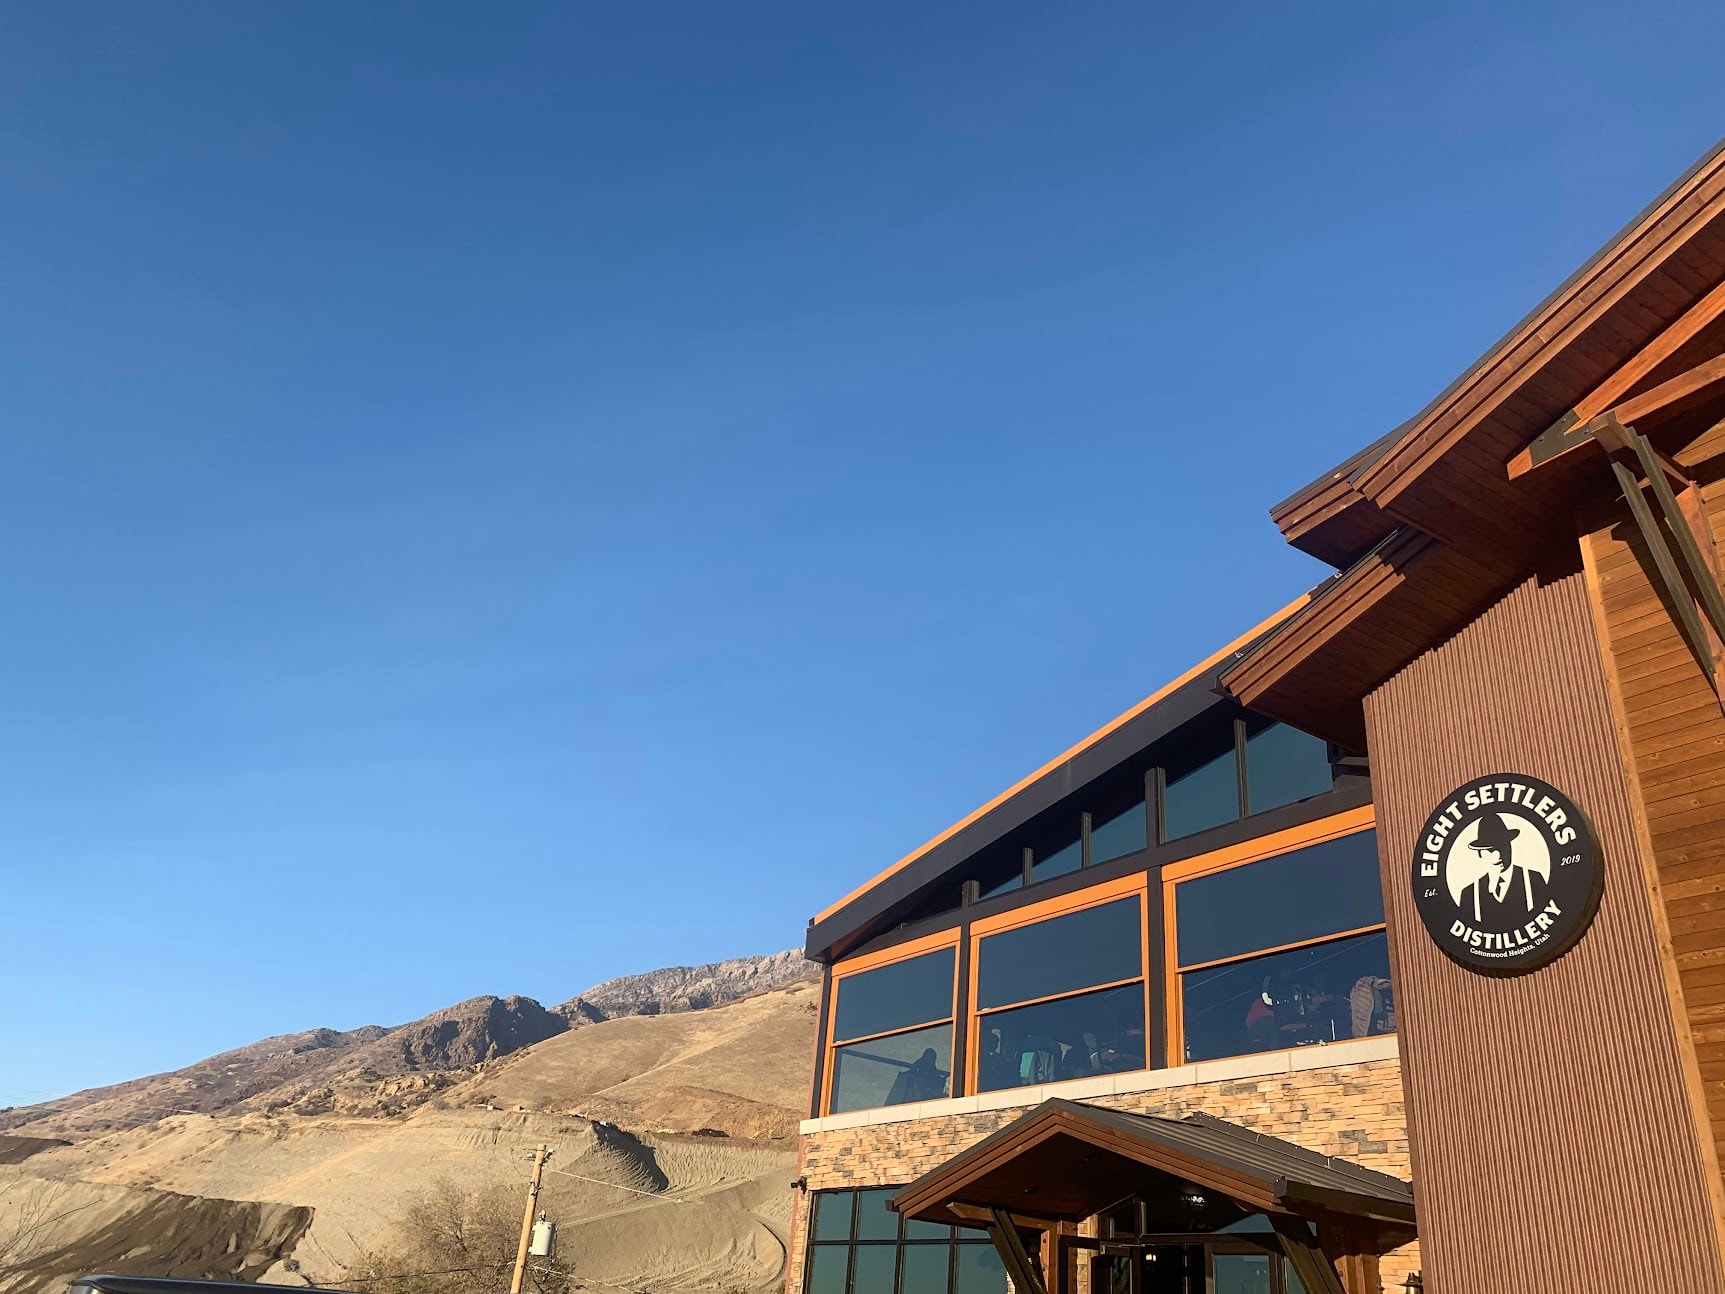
[790,139,1725,1294]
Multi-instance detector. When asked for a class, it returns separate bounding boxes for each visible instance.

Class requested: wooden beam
[1617,352,1725,426]
[1611,455,1716,684]
[1508,277,1725,479]
[1271,1214,1348,1294]
[987,1207,1049,1294]
[947,1202,1060,1232]
[1512,351,1725,479]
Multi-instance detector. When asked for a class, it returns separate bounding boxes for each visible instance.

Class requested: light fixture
[791,1177,808,1193]
[1403,1275,1423,1292]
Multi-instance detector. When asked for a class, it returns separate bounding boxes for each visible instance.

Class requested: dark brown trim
[827,779,1372,969]
[808,964,833,1120]
[951,917,972,1098]
[1144,869,1169,1070]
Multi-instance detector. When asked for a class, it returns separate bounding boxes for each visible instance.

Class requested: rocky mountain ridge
[1,952,813,1138]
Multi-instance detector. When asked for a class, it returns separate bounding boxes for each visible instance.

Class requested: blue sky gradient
[3,2,1722,1105]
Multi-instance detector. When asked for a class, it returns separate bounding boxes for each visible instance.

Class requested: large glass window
[1162,739,1240,842]
[828,947,956,1115]
[1090,797,1147,864]
[1174,831,1383,968]
[973,891,1147,1093]
[1244,721,1333,815]
[1170,825,1394,1064]
[805,1190,1007,1294]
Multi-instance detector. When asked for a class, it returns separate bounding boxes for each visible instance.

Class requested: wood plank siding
[1363,567,1725,1294]
[1580,467,1725,1195]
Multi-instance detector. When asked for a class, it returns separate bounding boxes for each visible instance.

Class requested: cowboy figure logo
[1410,773,1602,973]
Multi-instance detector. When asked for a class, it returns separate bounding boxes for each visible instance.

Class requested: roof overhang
[1232,138,1725,741]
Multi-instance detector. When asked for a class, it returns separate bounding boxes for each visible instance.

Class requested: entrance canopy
[892,1098,1413,1230]
[891,1099,1415,1294]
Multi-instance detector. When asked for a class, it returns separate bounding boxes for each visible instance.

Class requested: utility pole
[509,1144,551,1294]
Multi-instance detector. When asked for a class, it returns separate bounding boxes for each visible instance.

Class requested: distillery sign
[1410,773,1603,972]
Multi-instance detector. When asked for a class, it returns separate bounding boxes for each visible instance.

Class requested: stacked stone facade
[787,1053,1416,1294]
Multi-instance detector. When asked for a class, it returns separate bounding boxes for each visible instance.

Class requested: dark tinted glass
[978,869,1023,900]
[1213,1253,1271,1294]
[833,949,955,1042]
[1174,831,1382,968]
[855,1188,898,1241]
[814,1191,854,1242]
[953,1242,1009,1294]
[1163,745,1240,841]
[1180,929,1393,1064]
[829,1023,952,1114]
[1090,800,1146,864]
[1031,831,1081,883]
[807,1244,850,1294]
[976,896,1142,1010]
[975,983,1146,1092]
[900,1242,951,1294]
[1245,722,1332,814]
[851,1244,897,1294]
[904,1219,952,1242]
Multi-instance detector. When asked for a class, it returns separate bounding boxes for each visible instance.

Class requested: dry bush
[0,1180,93,1294]
[344,1179,574,1294]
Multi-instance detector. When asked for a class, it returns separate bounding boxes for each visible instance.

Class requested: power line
[540,1161,687,1204]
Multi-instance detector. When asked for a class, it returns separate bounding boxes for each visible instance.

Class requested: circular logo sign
[1410,773,1602,973]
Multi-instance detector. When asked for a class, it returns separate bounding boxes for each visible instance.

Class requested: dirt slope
[461,977,820,1138]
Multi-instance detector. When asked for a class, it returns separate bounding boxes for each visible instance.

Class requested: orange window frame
[966,872,1150,1095]
[821,928,961,1117]
[1159,804,1379,1064]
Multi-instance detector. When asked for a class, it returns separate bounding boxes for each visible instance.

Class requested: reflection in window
[1090,798,1147,864]
[832,949,956,1043]
[830,1023,952,1113]
[973,893,1147,1093]
[1180,929,1394,1064]
[805,1189,1004,1294]
[1175,831,1382,969]
[828,947,957,1115]
[1246,722,1332,815]
[1163,744,1240,841]
[1030,832,1081,883]
[975,983,1146,1092]
[976,896,1143,1010]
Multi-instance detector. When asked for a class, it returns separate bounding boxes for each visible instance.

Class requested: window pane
[855,1188,898,1242]
[850,1244,896,1294]
[833,949,956,1043]
[1284,1259,1309,1294]
[1246,722,1332,815]
[1180,929,1394,1064]
[978,869,1023,900]
[953,1242,1009,1294]
[1213,1253,1272,1294]
[830,1023,953,1113]
[976,982,1146,1092]
[904,1219,952,1242]
[977,896,1142,1010]
[807,1245,850,1294]
[1031,832,1081,884]
[1091,800,1146,864]
[1174,831,1381,969]
[1163,745,1240,842]
[900,1243,951,1294]
[813,1192,854,1242]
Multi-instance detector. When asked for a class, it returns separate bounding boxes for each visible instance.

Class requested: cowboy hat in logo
[1409,773,1603,973]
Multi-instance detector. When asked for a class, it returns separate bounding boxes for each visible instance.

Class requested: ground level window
[805,1189,1008,1294]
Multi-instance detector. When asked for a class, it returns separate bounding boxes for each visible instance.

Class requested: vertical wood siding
[1583,478,1725,1195]
[1365,566,1725,1293]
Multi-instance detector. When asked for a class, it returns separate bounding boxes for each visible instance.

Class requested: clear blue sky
[2,2,1720,1107]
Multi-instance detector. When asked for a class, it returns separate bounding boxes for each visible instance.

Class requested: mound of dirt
[0,1172,311,1294]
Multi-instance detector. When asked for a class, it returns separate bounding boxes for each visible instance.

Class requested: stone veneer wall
[785,1056,1415,1294]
